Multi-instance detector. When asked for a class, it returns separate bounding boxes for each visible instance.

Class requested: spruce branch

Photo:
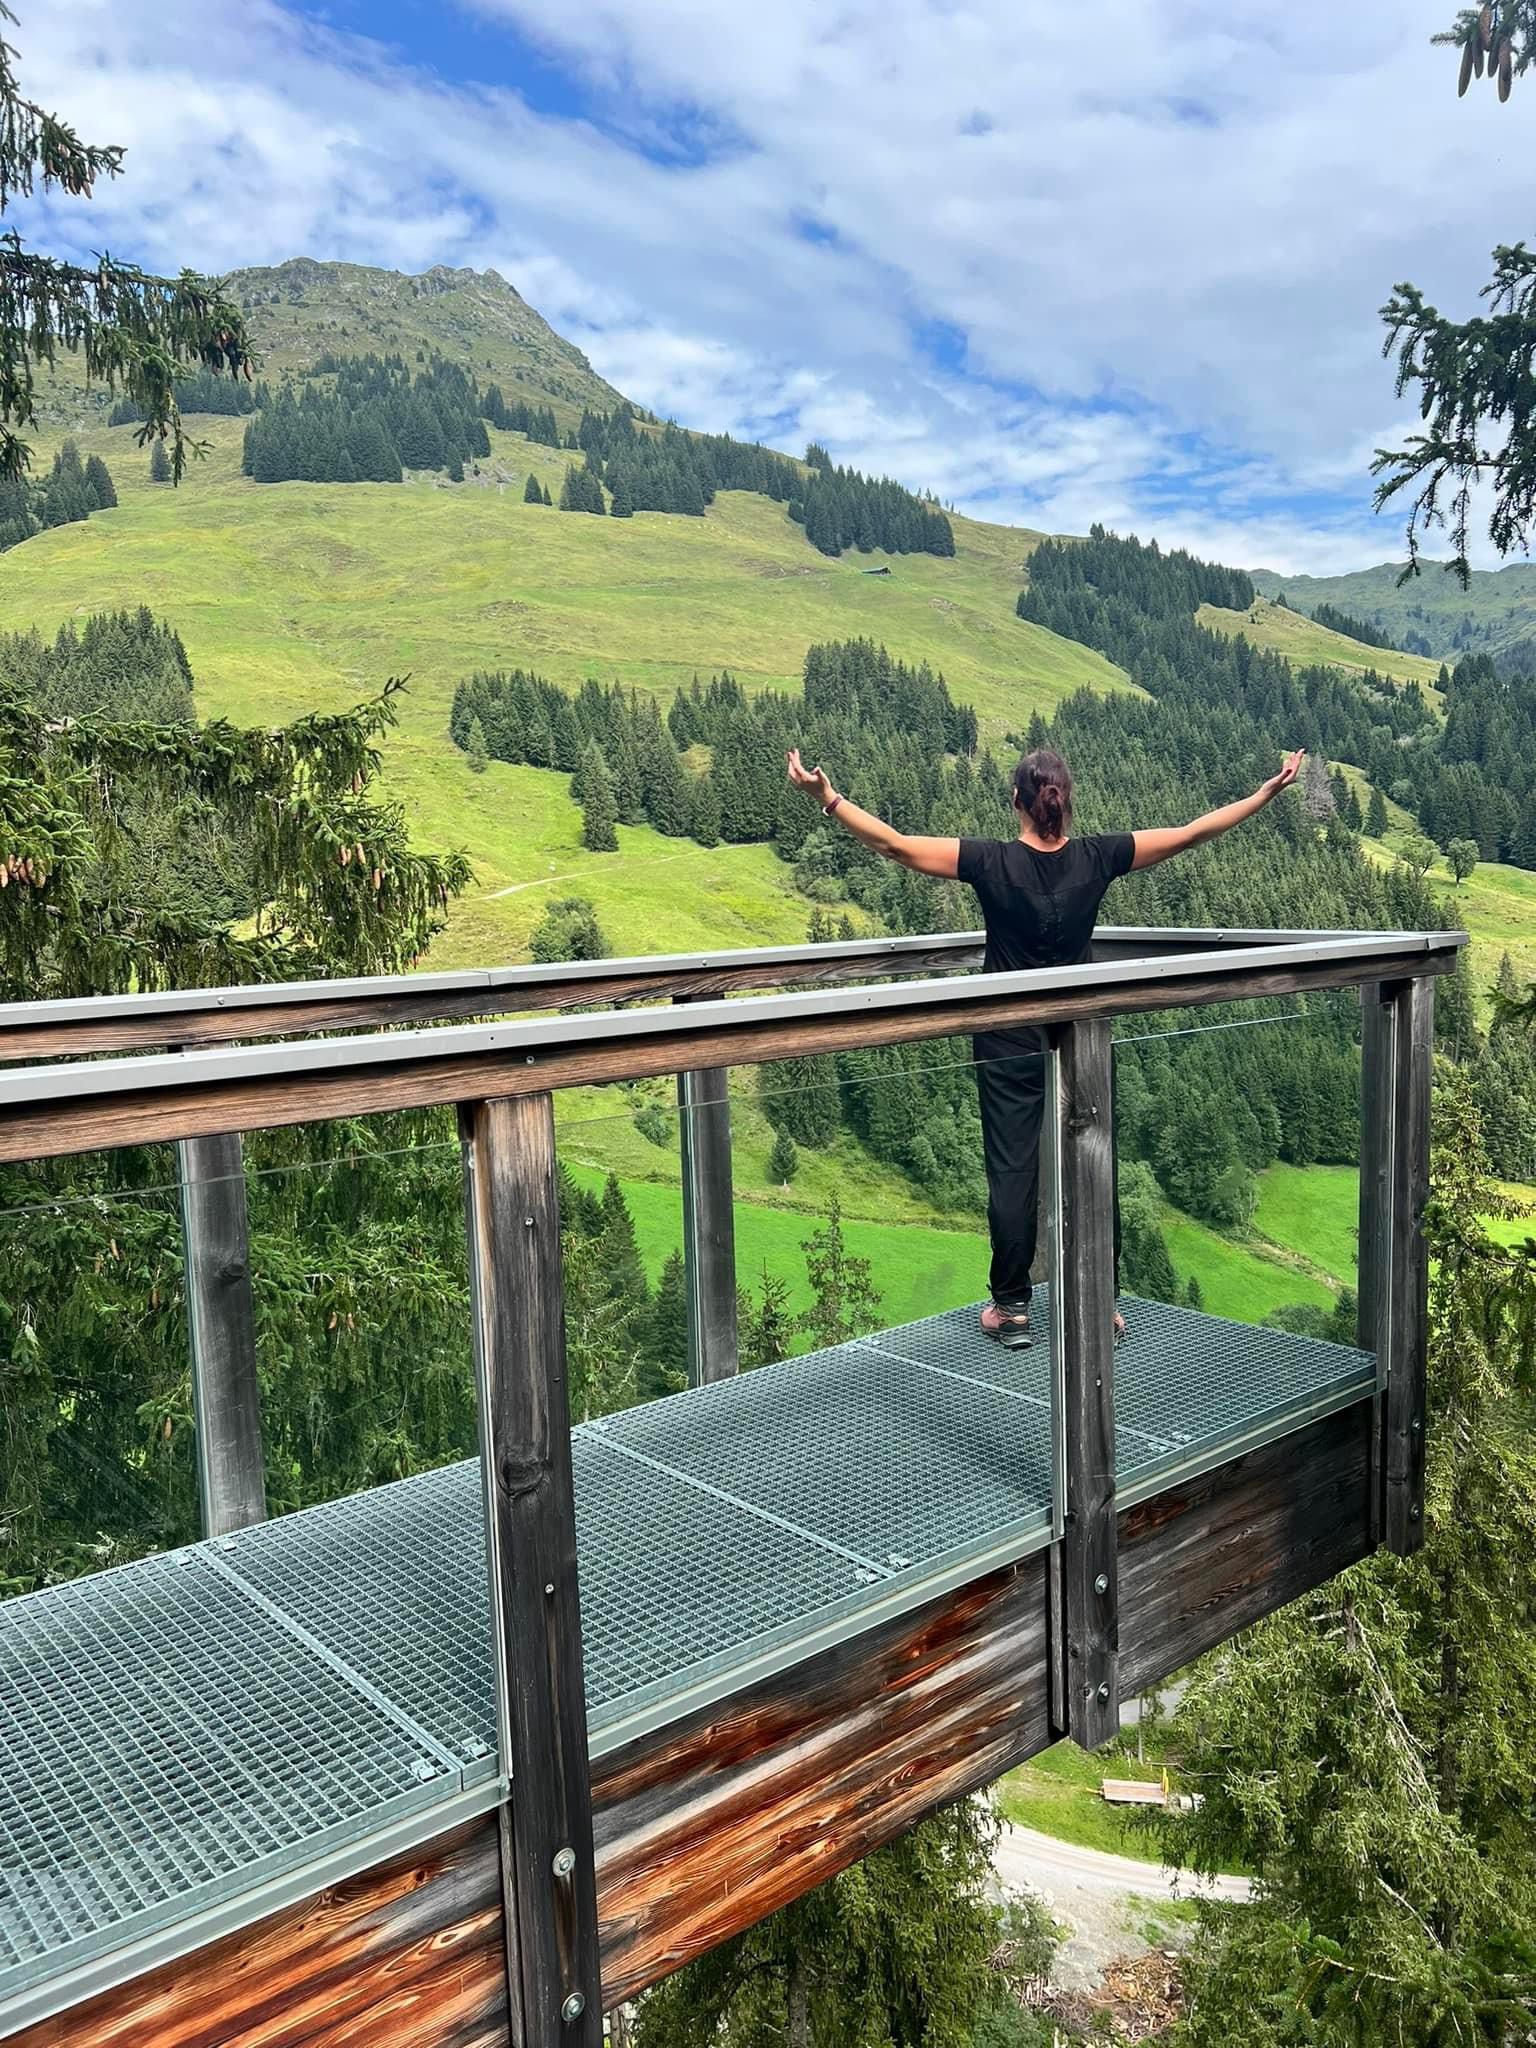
[0,7,254,478]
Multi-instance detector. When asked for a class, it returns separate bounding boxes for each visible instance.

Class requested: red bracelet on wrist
[824,793,843,817]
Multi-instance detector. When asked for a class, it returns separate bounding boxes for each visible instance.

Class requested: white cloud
[10,0,1516,572]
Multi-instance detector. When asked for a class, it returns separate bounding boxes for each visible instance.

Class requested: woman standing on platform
[786,742,1304,1347]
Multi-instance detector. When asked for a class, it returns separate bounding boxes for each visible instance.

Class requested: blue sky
[17,0,1517,573]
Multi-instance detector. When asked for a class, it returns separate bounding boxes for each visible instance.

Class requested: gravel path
[994,1822,1252,1991]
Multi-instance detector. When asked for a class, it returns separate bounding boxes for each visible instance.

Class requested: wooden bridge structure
[0,923,1458,2047]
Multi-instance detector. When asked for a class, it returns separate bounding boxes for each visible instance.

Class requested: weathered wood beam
[177,1132,265,1538]
[1357,984,1395,1542]
[1383,975,1434,1555]
[3,1820,508,2048]
[15,1406,1376,2048]
[1052,1019,1119,1749]
[460,1094,602,2047]
[676,1065,738,1383]
[0,945,1459,1166]
[0,928,1379,1062]
[1117,1402,1374,1692]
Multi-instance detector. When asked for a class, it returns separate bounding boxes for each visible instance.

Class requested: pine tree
[579,744,619,852]
[688,774,721,848]
[797,1197,881,1348]
[149,438,171,483]
[738,1265,797,1371]
[641,1251,689,1401]
[542,481,553,506]
[597,1173,649,1311]
[1366,784,1390,837]
[446,455,464,483]
[0,19,253,482]
[1164,1070,1536,2042]
[645,739,691,838]
[465,714,488,774]
[1185,1274,1204,1310]
[82,454,116,508]
[768,1129,799,1185]
[524,471,544,503]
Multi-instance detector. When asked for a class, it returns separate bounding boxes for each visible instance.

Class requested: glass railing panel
[0,1114,479,2025]
[553,1039,1059,1751]
[239,1111,474,1518]
[1110,992,1377,1503]
[0,1145,191,1598]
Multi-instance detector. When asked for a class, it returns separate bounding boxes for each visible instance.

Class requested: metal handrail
[0,924,1416,1060]
[0,928,1466,1163]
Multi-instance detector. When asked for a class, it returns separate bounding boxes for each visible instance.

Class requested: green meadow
[1196,596,1446,697]
[2,413,1130,964]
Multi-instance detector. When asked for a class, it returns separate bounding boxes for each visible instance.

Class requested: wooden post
[177,1132,266,1538]
[1383,977,1433,1556]
[677,1065,739,1384]
[1052,1019,1119,1749]
[460,1093,602,2048]
[1357,985,1395,1543]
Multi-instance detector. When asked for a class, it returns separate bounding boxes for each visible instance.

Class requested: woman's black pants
[974,1038,1121,1310]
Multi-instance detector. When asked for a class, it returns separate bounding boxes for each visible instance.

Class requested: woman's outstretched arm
[1131,749,1305,871]
[786,749,960,878]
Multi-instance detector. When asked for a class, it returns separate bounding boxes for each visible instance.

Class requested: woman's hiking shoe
[980,1302,1032,1349]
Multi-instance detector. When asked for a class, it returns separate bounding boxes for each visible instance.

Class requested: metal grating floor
[0,1297,1373,2016]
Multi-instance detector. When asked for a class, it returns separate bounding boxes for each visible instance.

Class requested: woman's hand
[1260,747,1305,801]
[787,748,836,807]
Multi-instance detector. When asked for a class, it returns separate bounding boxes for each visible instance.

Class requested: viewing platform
[0,924,1460,2047]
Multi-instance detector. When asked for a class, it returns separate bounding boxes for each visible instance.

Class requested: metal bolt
[1093,1573,1109,1596]
[526,1053,536,1065]
[562,1992,586,2024]
[1081,1683,1093,1701]
[1410,1504,1422,1521]
[1096,1682,1111,1703]
[545,1582,555,1596]
[552,1845,576,1878]
[524,1214,535,1227]
[1411,1418,1422,1435]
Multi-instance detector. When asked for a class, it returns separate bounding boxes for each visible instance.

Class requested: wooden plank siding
[11,1404,1373,2048]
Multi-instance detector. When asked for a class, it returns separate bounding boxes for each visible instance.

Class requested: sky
[14,0,1524,574]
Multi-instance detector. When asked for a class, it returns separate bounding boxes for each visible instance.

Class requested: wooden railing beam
[1051,1018,1120,1749]
[0,928,1396,1062]
[177,1132,266,1538]
[0,939,1465,1167]
[460,1093,602,2048]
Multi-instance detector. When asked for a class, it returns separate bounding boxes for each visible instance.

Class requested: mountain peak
[225,257,625,420]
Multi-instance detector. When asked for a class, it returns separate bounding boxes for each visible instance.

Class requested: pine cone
[1474,39,1486,76]
[1479,4,1493,51]
[1460,37,1476,91]
[1498,37,1513,97]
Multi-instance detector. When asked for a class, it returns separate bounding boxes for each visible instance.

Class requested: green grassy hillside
[1250,560,1536,669]
[1196,597,1446,696]
[0,411,1130,963]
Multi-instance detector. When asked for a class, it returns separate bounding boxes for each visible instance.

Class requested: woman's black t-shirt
[957,832,1135,1055]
